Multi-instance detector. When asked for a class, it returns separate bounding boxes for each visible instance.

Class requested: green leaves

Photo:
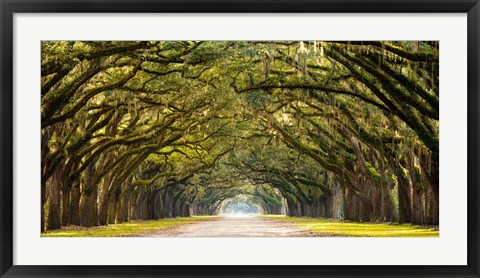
[41,41,439,223]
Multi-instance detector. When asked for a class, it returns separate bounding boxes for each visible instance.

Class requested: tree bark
[395,162,412,224]
[97,177,112,226]
[46,166,62,230]
[69,184,81,225]
[41,178,47,232]
[79,193,91,227]
[61,179,71,226]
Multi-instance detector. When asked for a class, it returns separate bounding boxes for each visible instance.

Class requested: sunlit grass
[42,216,218,237]
[261,215,439,237]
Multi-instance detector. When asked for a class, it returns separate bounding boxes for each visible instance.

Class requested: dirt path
[143,215,322,237]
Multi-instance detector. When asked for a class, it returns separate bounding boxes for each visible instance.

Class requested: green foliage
[41,40,439,229]
[365,162,382,183]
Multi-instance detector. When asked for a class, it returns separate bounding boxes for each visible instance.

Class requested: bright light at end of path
[222,212,259,218]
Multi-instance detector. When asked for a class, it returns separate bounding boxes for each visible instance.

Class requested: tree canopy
[41,41,439,231]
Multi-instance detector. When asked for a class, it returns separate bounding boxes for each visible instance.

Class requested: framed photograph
[1,0,479,277]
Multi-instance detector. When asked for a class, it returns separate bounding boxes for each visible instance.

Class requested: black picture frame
[1,1,479,277]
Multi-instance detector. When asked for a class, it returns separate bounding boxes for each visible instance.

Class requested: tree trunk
[90,189,99,226]
[107,193,118,224]
[41,178,47,233]
[61,180,71,226]
[97,178,111,226]
[79,193,91,227]
[395,162,412,224]
[411,186,424,225]
[381,181,394,222]
[116,190,128,223]
[69,184,81,225]
[429,152,440,225]
[128,189,138,220]
[324,193,334,218]
[409,153,425,225]
[46,166,62,230]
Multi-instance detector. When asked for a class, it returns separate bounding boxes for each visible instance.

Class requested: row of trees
[41,40,439,232]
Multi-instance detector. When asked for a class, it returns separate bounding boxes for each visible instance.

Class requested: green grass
[261,215,439,237]
[42,216,218,237]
